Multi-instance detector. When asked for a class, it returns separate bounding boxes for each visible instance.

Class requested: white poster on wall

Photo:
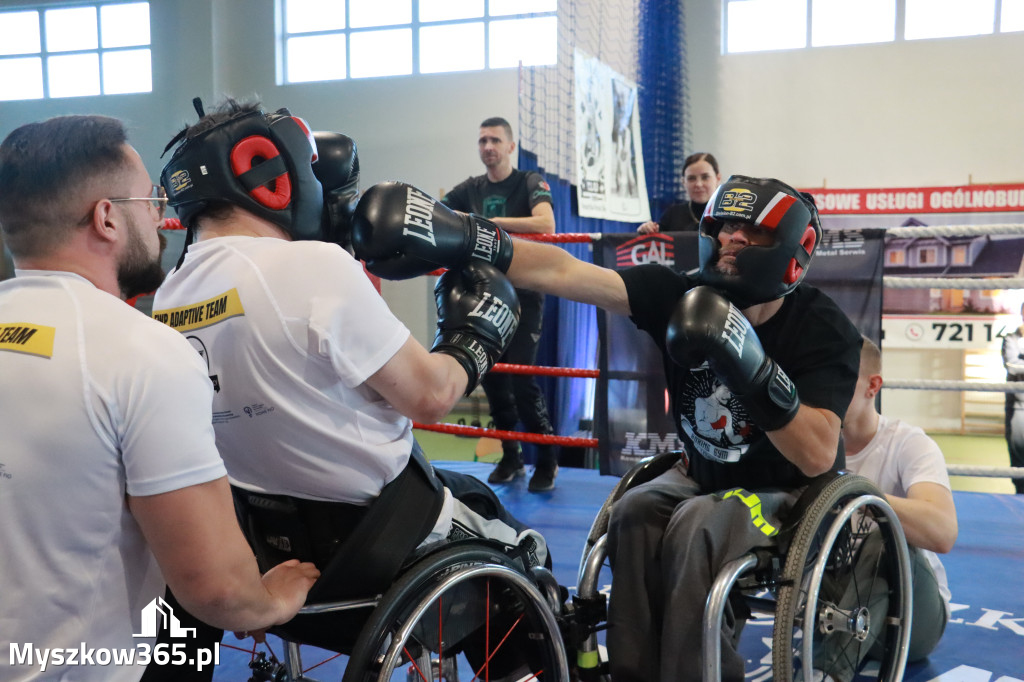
[574,49,650,222]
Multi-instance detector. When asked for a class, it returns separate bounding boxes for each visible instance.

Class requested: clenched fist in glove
[665,286,799,432]
[433,261,520,395]
[352,181,514,280]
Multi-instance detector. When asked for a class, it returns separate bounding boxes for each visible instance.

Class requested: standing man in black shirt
[442,117,560,492]
[351,173,863,680]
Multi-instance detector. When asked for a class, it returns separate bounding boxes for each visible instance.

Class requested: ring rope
[493,363,600,378]
[885,379,1024,392]
[946,465,1024,478]
[883,276,1024,290]
[162,219,1024,241]
[881,223,1024,238]
[414,422,598,448]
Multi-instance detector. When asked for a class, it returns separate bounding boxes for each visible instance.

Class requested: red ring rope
[414,422,598,448]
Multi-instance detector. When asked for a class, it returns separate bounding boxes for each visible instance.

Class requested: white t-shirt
[844,414,952,611]
[0,271,226,682]
[153,238,452,535]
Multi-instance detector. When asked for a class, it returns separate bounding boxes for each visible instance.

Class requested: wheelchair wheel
[343,543,569,682]
[773,474,912,682]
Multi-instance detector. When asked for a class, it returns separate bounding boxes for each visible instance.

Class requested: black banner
[593,230,885,476]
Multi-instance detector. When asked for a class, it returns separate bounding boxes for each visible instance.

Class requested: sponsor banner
[574,48,651,223]
[806,182,1024,215]
[592,230,885,476]
[882,314,1017,350]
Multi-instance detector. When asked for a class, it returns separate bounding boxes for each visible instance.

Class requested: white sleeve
[302,247,411,387]
[896,426,952,494]
[120,326,227,497]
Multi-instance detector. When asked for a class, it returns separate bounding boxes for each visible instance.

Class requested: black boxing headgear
[161,102,324,241]
[697,175,821,307]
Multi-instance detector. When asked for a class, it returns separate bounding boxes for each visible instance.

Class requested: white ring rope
[885,379,1024,392]
[882,223,1024,238]
[947,465,1024,478]
[884,276,1024,290]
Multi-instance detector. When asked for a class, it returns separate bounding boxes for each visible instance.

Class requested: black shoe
[488,458,527,484]
[528,465,558,493]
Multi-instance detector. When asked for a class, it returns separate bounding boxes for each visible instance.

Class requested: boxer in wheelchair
[151,97,555,681]
[351,173,905,681]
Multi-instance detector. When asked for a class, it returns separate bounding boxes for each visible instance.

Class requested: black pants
[481,289,557,468]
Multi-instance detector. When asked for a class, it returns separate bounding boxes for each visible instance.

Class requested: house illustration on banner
[134,596,197,638]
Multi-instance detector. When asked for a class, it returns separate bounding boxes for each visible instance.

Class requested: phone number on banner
[882,315,1017,349]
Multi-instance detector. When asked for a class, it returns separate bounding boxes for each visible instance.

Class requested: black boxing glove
[432,261,520,395]
[352,181,513,280]
[666,285,799,431]
[312,131,359,249]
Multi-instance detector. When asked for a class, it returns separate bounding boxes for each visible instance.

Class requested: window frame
[723,0,1020,55]
[0,1,154,101]
[277,0,557,84]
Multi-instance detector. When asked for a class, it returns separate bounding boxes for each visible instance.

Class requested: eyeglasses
[109,185,168,220]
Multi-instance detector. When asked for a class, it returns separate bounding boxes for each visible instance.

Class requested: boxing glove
[352,181,514,280]
[666,286,799,432]
[432,261,520,395]
[312,131,359,248]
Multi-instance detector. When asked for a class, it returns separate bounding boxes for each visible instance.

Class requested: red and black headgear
[161,100,324,241]
[697,175,822,307]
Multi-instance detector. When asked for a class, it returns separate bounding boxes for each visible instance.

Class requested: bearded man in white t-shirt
[0,114,319,682]
[840,335,959,669]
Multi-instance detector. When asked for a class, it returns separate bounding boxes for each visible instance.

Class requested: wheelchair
[234,466,573,679]
[573,452,914,682]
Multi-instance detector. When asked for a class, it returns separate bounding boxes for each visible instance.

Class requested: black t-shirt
[658,201,706,232]
[620,264,862,492]
[442,169,552,222]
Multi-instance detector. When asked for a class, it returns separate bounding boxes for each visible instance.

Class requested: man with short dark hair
[442,116,560,491]
[0,115,319,682]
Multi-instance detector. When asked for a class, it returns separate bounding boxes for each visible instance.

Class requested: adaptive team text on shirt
[0,323,55,358]
[153,289,245,332]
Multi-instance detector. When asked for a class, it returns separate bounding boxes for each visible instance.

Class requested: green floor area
[416,413,1019,495]
[930,432,1017,494]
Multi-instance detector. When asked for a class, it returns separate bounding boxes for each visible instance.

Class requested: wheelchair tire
[343,542,569,682]
[772,474,912,682]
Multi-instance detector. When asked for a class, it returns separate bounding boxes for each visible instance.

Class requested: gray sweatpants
[605,461,800,682]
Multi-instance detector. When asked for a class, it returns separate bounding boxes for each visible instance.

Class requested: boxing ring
[151,221,1024,680]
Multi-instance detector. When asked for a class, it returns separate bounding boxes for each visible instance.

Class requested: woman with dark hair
[638,152,721,233]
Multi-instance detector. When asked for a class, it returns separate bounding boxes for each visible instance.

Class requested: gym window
[725,0,1024,53]
[278,0,557,83]
[0,2,153,101]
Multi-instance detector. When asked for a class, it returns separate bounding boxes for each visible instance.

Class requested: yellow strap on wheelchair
[720,488,779,537]
[577,649,600,669]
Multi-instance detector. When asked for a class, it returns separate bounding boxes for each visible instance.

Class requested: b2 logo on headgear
[719,188,757,215]
[167,169,192,196]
